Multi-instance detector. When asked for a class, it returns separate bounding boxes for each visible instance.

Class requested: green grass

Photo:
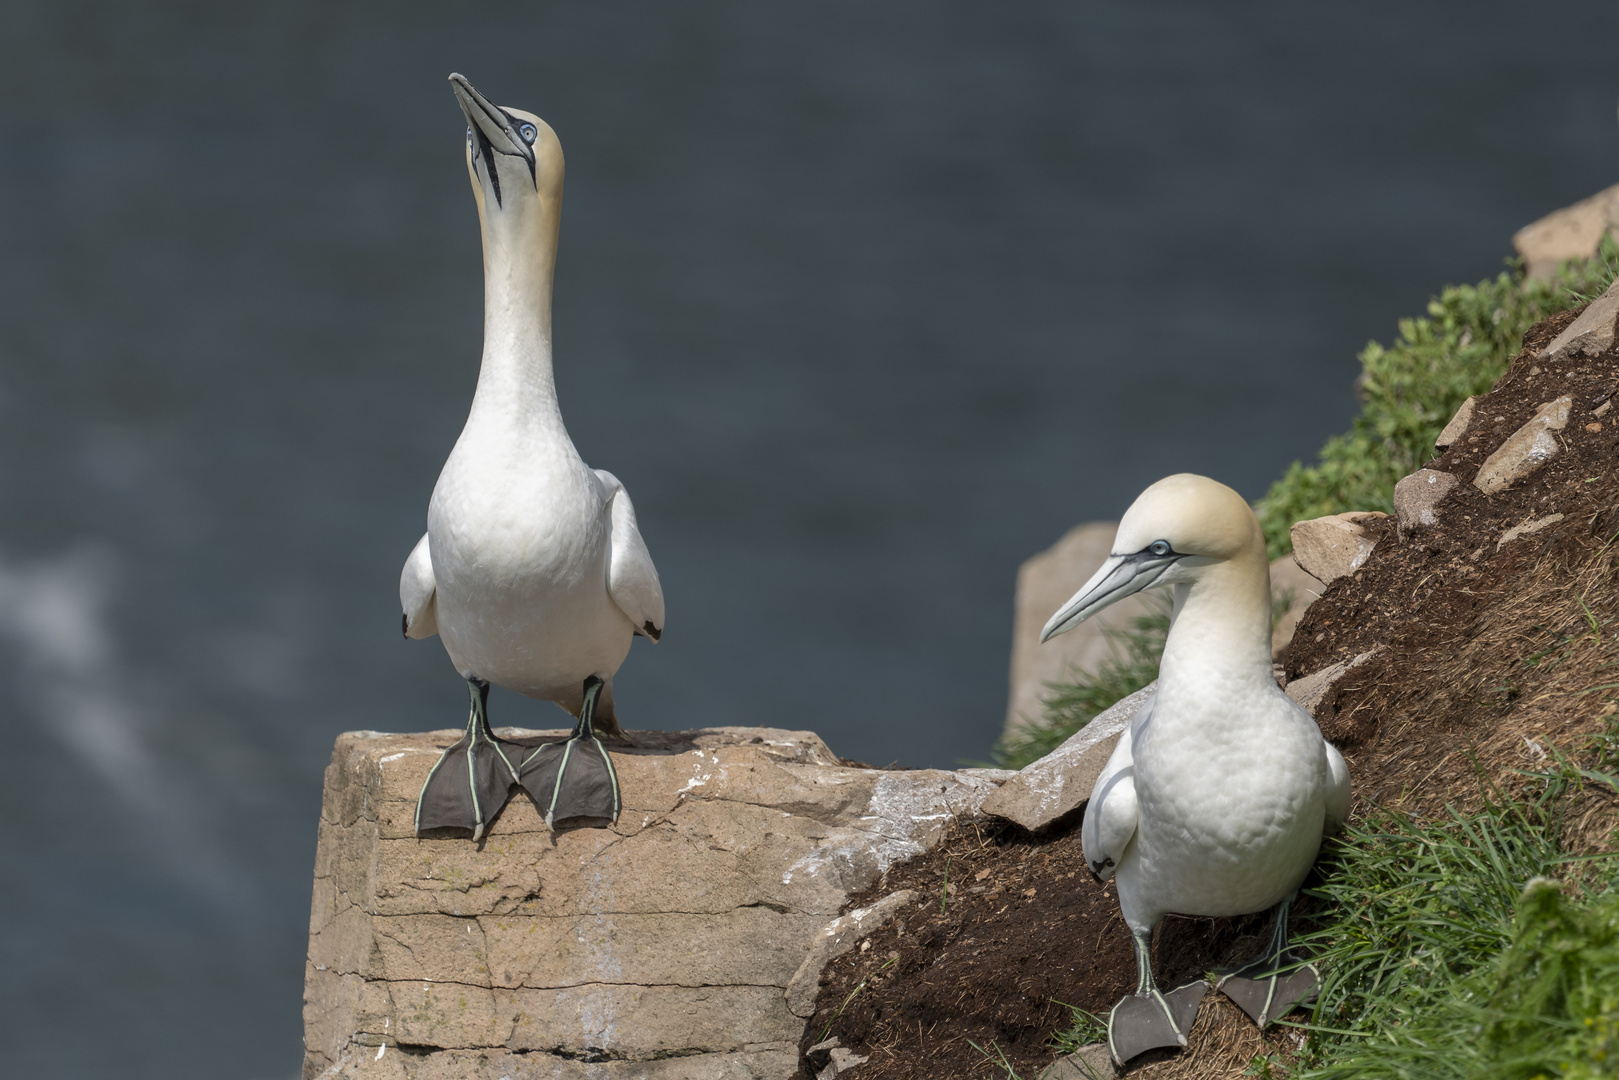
[1256,241,1619,560]
[1289,745,1619,1079]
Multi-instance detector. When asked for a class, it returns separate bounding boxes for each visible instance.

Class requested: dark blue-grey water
[1,2,1616,1075]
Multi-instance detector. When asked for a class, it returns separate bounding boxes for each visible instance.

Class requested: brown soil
[799,298,1619,1078]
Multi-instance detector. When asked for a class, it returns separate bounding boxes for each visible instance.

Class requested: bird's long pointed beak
[449,72,528,159]
[1040,551,1178,642]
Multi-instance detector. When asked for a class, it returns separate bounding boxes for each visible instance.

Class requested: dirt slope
[799,299,1619,1079]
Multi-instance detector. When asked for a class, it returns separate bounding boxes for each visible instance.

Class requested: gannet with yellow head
[1042,474,1349,1064]
[400,74,665,840]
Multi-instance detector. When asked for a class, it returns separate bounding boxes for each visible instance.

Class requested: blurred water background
[1,1,1617,1076]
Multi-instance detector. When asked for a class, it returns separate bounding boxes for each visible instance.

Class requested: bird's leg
[1106,926,1208,1065]
[1217,893,1320,1027]
[414,678,524,840]
[518,675,621,831]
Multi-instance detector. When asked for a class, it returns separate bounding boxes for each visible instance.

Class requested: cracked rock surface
[303,726,1001,1079]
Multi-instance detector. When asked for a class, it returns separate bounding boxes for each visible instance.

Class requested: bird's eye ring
[518,123,537,145]
[1148,540,1172,557]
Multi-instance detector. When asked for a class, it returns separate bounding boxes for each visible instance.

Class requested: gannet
[400,74,665,840]
[1041,474,1350,1064]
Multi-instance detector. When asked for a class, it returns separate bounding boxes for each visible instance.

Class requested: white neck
[469,192,565,431]
[1158,553,1274,692]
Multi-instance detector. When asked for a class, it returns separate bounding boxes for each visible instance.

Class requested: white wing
[1323,741,1351,835]
[1081,694,1150,881]
[594,469,665,641]
[399,532,438,639]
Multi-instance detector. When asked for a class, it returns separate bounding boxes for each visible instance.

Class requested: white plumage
[401,74,662,838]
[1042,473,1349,1061]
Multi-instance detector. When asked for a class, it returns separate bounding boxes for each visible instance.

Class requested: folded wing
[594,469,665,641]
[1082,694,1150,881]
[400,532,438,639]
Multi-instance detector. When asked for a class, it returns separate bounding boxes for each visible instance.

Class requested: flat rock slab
[304,727,1002,1079]
[981,683,1155,831]
[1542,277,1619,362]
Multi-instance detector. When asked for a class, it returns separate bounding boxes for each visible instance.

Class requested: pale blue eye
[518,123,537,145]
[1149,540,1171,556]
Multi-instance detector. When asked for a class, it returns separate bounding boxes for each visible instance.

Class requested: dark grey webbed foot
[1107,926,1208,1065]
[1216,893,1319,1027]
[415,679,524,840]
[1108,980,1207,1065]
[519,676,621,831]
[1218,960,1319,1028]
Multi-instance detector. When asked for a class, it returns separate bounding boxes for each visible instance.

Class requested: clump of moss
[1256,240,1619,559]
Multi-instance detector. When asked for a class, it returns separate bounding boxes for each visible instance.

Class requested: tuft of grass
[1047,1001,1109,1057]
[1294,770,1619,1079]
[992,600,1169,771]
[1256,240,1619,560]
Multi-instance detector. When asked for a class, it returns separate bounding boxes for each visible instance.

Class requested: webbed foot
[1107,981,1207,1065]
[1217,957,1319,1028]
[415,679,524,840]
[519,676,621,831]
[1216,892,1318,1027]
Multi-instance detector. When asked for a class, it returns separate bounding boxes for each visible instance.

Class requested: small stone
[1285,650,1380,718]
[1541,277,1619,361]
[1497,513,1564,551]
[981,684,1155,830]
[1290,512,1385,584]
[1042,1043,1120,1079]
[1512,183,1619,280]
[817,1046,870,1077]
[1393,469,1459,530]
[1595,400,1612,418]
[1587,422,1603,433]
[1435,396,1477,448]
[1473,396,1572,496]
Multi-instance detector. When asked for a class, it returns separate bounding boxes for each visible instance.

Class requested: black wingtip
[402,613,409,638]
[642,621,662,642]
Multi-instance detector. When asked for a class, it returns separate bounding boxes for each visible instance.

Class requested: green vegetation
[1256,240,1619,559]
[992,243,1619,1073]
[999,245,1618,767]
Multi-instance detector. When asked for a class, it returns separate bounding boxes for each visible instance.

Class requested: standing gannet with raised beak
[400,73,664,840]
[1042,474,1349,1065]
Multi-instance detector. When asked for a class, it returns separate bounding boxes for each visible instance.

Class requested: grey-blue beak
[1040,550,1179,642]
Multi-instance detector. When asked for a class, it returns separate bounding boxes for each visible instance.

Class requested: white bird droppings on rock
[1473,396,1572,496]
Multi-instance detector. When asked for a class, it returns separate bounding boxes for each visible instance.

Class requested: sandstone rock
[1269,554,1325,659]
[1393,469,1459,530]
[1541,277,1619,361]
[1042,1043,1118,1079]
[1285,650,1379,718]
[784,889,915,1018]
[1289,513,1385,585]
[1512,183,1619,280]
[981,683,1154,831]
[304,727,1002,1079]
[1004,523,1151,739]
[1498,513,1564,551]
[1435,396,1478,448]
[1473,396,1572,496]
